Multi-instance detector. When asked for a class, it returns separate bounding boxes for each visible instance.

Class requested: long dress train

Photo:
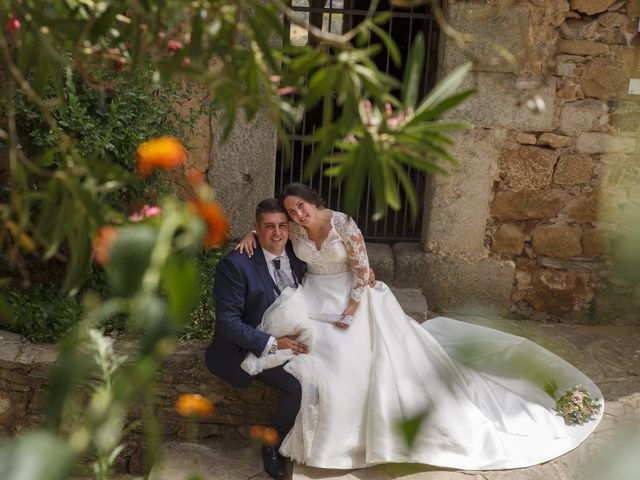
[267,211,603,470]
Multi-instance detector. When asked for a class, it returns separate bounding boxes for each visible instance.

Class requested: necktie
[273,256,295,292]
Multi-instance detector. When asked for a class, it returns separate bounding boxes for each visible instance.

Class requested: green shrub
[178,249,222,341]
[0,284,83,343]
[0,250,222,343]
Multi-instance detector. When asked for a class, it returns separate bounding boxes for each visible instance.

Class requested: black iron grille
[276,0,439,242]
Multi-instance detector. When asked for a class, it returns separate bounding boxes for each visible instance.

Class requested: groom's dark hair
[255,198,286,221]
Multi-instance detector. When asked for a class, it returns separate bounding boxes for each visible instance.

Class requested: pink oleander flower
[5,13,20,32]
[167,39,183,53]
[129,204,162,222]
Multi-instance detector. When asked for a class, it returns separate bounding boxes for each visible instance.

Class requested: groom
[204,198,308,479]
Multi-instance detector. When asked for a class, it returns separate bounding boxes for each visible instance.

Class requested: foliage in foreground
[0,1,474,479]
[0,0,473,294]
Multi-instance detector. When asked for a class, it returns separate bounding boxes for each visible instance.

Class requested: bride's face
[283,195,317,227]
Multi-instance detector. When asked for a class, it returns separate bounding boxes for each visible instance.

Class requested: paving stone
[149,440,273,480]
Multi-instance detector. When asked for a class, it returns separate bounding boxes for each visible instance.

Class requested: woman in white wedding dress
[239,183,603,471]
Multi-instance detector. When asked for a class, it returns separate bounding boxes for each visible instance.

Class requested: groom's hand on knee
[278,335,309,355]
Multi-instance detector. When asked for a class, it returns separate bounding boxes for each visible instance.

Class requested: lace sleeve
[334,212,370,302]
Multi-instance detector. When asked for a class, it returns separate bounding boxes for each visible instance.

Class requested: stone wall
[423,0,639,324]
[0,330,277,475]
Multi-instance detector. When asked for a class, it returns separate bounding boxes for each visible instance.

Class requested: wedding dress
[265,211,603,470]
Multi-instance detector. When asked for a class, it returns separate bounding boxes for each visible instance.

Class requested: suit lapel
[253,246,277,305]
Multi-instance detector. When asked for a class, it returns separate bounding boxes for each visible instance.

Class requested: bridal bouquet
[545,380,601,425]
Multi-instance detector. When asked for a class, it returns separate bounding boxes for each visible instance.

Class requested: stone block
[421,130,499,257]
[491,223,526,255]
[575,133,636,153]
[491,190,565,220]
[393,242,429,289]
[554,154,595,185]
[538,256,608,271]
[559,99,609,133]
[570,0,617,15]
[515,133,537,145]
[150,440,267,480]
[557,79,583,102]
[420,254,516,315]
[537,133,574,148]
[390,287,428,323]
[446,73,555,131]
[498,146,558,191]
[523,268,592,317]
[555,62,577,77]
[582,228,612,256]
[532,225,583,257]
[565,192,601,221]
[209,108,278,239]
[442,2,528,73]
[628,0,640,18]
[366,242,394,284]
[558,39,609,55]
[580,58,629,99]
[598,12,628,27]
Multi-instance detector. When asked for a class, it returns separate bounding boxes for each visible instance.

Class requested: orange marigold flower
[136,136,187,177]
[175,393,215,418]
[92,226,118,266]
[249,425,279,446]
[191,200,230,248]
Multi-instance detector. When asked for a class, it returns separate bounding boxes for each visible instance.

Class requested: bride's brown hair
[279,183,325,209]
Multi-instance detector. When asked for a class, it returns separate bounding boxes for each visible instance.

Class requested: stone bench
[0,330,277,473]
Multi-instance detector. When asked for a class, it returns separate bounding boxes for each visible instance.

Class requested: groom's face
[255,212,289,256]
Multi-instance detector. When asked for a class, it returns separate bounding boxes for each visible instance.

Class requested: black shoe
[261,446,286,479]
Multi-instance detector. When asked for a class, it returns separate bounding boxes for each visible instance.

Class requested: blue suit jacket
[204,242,306,388]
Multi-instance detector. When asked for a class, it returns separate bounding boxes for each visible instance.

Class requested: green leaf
[414,62,472,119]
[544,378,559,399]
[62,213,93,295]
[397,411,429,449]
[341,149,368,217]
[254,3,286,38]
[247,15,278,72]
[401,31,425,108]
[107,226,157,297]
[163,258,199,327]
[306,68,335,109]
[89,7,119,38]
[410,88,476,124]
[0,431,76,480]
[390,160,418,222]
[370,23,401,68]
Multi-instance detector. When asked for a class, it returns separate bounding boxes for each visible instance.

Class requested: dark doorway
[276,0,440,242]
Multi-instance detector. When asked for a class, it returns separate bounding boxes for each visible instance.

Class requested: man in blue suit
[205,198,307,479]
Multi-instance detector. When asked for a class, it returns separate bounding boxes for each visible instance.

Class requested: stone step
[366,242,395,285]
[391,287,429,323]
[366,242,429,322]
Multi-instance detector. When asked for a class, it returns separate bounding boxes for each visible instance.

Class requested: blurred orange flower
[190,200,230,247]
[175,393,215,418]
[185,168,205,186]
[92,226,118,266]
[136,136,186,177]
[249,425,279,446]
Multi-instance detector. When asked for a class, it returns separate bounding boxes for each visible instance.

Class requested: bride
[238,182,603,471]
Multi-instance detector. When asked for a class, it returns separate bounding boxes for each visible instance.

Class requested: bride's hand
[336,299,359,329]
[235,231,257,256]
